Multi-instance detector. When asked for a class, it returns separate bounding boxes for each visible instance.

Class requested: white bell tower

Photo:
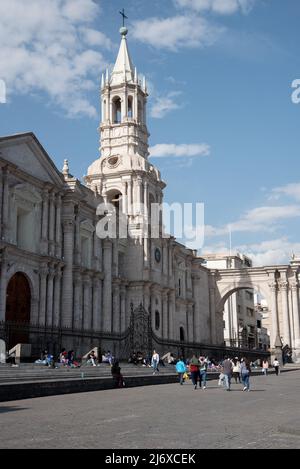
[86,22,165,232]
[100,25,149,160]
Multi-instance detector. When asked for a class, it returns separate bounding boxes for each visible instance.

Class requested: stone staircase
[0,362,176,385]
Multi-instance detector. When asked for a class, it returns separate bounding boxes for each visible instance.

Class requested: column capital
[268,282,278,292]
[40,265,49,277]
[83,273,91,285]
[48,266,56,279]
[62,219,75,232]
[291,282,299,292]
[93,274,102,286]
[279,280,288,291]
[74,271,82,285]
[55,264,63,278]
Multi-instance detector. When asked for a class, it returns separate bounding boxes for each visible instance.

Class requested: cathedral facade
[0,27,216,358]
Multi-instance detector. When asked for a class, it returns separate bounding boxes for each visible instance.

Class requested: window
[178,278,181,297]
[155,311,160,330]
[247,307,254,318]
[180,327,185,342]
[16,207,35,252]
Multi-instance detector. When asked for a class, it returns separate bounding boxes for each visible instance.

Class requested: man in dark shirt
[223,356,233,391]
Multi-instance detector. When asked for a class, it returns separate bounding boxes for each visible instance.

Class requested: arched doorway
[5,272,31,348]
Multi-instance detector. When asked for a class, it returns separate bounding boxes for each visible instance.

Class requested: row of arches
[103,96,145,124]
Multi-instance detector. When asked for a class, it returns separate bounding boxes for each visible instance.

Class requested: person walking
[232,357,241,384]
[273,357,280,376]
[262,359,269,376]
[111,361,125,388]
[241,358,251,391]
[223,356,233,391]
[175,357,186,385]
[189,354,200,390]
[151,350,160,375]
[199,357,208,389]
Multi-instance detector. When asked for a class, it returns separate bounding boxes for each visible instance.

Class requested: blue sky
[0,0,300,265]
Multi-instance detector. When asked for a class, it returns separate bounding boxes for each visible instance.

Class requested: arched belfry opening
[5,272,31,348]
[107,189,123,212]
[128,96,133,118]
[112,96,122,123]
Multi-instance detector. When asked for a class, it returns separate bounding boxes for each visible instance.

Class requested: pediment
[13,183,42,204]
[0,133,64,187]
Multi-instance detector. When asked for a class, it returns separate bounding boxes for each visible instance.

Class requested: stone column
[39,265,48,326]
[291,282,300,351]
[209,275,217,344]
[127,178,132,216]
[187,303,194,343]
[280,280,292,347]
[269,282,279,349]
[113,284,120,334]
[41,189,49,254]
[143,181,148,217]
[73,271,82,330]
[2,168,10,240]
[0,168,3,239]
[92,275,101,332]
[83,274,92,330]
[53,264,62,327]
[102,239,112,331]
[48,192,56,256]
[75,213,81,265]
[122,180,127,215]
[162,291,168,339]
[168,291,175,340]
[120,286,127,333]
[163,244,168,276]
[61,219,74,328]
[55,194,62,257]
[192,274,201,343]
[136,176,142,214]
[0,253,7,321]
[169,243,173,278]
[46,265,55,326]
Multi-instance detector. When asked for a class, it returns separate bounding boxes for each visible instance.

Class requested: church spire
[110,23,134,86]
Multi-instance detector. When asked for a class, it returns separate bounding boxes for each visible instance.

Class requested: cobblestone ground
[1,371,300,449]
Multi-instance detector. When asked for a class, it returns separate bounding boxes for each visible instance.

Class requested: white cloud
[0,0,111,117]
[174,0,255,15]
[200,238,300,267]
[149,143,211,158]
[132,15,224,51]
[150,92,182,118]
[272,183,300,201]
[229,205,300,233]
[203,205,300,242]
[237,238,300,266]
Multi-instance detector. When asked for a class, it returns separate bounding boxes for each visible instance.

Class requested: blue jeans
[242,373,250,390]
[224,373,231,390]
[200,371,207,387]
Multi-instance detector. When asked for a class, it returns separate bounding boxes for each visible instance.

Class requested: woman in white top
[273,358,280,376]
[232,358,241,384]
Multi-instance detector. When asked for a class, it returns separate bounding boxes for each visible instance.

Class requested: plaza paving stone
[0,370,300,449]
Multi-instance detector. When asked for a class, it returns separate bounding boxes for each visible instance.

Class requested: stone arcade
[0,26,299,361]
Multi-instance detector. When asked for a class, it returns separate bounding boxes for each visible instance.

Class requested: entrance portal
[5,272,31,348]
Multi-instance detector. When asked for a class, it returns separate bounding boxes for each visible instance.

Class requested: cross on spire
[119,8,128,27]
